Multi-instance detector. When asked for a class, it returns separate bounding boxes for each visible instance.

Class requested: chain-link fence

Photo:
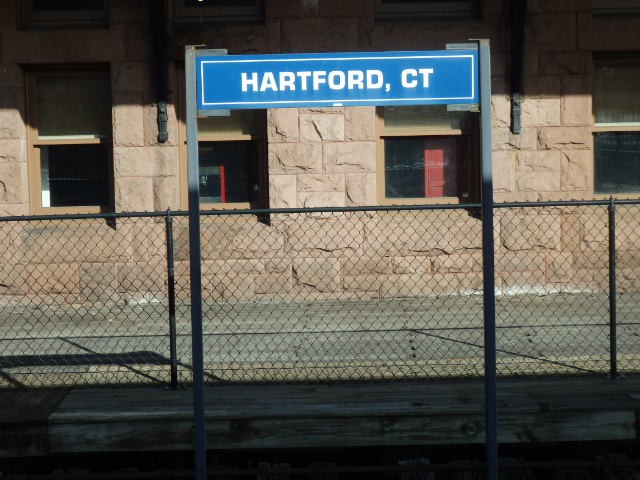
[0,213,178,388]
[494,202,633,377]
[0,201,639,388]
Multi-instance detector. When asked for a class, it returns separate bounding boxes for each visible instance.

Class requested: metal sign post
[185,43,495,480]
[184,45,207,480]
[478,38,498,480]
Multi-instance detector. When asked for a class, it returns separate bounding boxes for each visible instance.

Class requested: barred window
[375,0,481,20]
[175,0,264,25]
[19,0,108,29]
[593,0,640,16]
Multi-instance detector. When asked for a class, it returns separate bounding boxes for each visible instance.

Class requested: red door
[424,137,459,198]
[424,145,446,197]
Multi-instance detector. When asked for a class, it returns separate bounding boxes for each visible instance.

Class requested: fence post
[608,197,618,379]
[165,209,179,389]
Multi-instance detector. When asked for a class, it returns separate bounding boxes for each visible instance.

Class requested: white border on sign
[198,54,476,108]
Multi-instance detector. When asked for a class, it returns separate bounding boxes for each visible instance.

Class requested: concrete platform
[1,292,639,387]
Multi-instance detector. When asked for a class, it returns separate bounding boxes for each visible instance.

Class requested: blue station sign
[196,50,478,111]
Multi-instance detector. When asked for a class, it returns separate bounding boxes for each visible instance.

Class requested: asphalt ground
[0,292,638,387]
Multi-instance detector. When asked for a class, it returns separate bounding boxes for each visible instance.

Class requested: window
[177,68,265,209]
[19,0,108,29]
[178,111,266,209]
[195,111,264,206]
[593,58,640,194]
[593,0,640,16]
[375,0,481,20]
[27,68,112,213]
[175,0,264,25]
[377,106,476,203]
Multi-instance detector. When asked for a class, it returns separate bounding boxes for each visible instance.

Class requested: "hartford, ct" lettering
[241,69,385,92]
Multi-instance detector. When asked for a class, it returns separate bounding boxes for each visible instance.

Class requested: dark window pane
[382,0,459,3]
[177,0,262,24]
[385,138,425,198]
[376,0,481,19]
[183,0,256,7]
[33,0,104,11]
[593,0,640,16]
[40,144,109,207]
[198,141,255,204]
[595,132,640,193]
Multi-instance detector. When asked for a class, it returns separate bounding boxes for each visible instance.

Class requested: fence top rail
[0,210,172,223]
[2,199,640,222]
[495,199,640,208]
[198,203,483,216]
[0,203,482,222]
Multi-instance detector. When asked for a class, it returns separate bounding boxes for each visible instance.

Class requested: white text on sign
[240,68,435,93]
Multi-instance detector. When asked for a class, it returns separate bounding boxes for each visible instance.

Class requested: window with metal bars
[19,0,108,29]
[174,0,264,25]
[593,0,640,16]
[375,0,481,20]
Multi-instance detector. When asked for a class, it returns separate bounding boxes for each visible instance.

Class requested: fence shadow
[0,351,170,368]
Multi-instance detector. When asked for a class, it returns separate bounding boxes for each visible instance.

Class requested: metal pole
[608,197,618,379]
[165,209,178,390]
[478,38,499,480]
[185,45,207,480]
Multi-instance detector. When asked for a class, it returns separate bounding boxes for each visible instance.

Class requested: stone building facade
[0,0,639,303]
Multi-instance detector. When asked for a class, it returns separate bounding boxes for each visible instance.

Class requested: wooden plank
[0,389,69,457]
[49,419,193,453]
[49,415,487,453]
[552,468,596,480]
[48,409,637,454]
[215,410,637,448]
[499,376,640,412]
[52,380,526,410]
[0,390,68,423]
[498,411,636,444]
[20,376,640,456]
[50,382,537,425]
[1,424,53,458]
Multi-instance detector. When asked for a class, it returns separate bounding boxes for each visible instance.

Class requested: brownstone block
[538,127,592,150]
[527,14,577,51]
[26,263,80,295]
[293,258,341,292]
[500,213,561,251]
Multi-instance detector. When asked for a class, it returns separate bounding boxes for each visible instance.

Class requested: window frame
[174,0,264,26]
[19,0,108,30]
[592,55,640,196]
[593,0,640,17]
[177,69,267,211]
[376,106,478,205]
[26,66,113,214]
[375,0,482,20]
